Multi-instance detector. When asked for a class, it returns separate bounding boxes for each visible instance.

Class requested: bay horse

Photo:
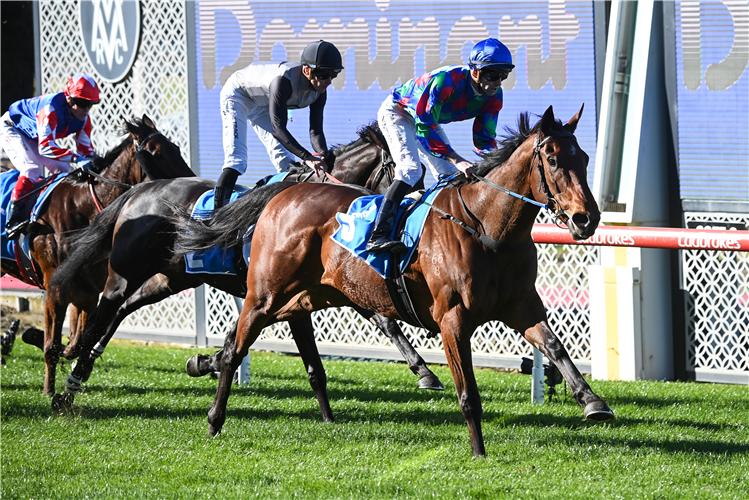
[0,115,195,396]
[173,105,615,457]
[49,123,442,414]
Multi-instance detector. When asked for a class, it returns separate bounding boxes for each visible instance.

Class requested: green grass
[2,340,748,499]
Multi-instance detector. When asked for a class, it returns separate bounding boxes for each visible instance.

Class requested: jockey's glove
[70,157,93,180]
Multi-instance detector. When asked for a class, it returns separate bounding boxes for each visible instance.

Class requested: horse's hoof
[418,374,444,391]
[21,327,45,350]
[51,393,74,411]
[584,400,615,422]
[186,354,210,377]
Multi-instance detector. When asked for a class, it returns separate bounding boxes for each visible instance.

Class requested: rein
[417,130,575,252]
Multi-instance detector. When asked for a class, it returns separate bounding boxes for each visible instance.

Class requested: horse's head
[530,105,600,240]
[329,122,394,194]
[124,115,195,181]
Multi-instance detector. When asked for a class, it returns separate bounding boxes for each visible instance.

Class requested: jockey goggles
[71,97,97,109]
[480,68,510,82]
[312,68,341,80]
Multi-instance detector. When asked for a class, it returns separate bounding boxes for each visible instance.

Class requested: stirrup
[5,220,29,240]
[366,237,407,254]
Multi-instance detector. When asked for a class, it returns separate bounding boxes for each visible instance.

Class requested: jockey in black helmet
[213,40,344,210]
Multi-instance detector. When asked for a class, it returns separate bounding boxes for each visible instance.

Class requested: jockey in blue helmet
[367,38,514,253]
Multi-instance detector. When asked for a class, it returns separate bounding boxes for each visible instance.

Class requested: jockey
[1,73,99,239]
[213,40,344,210]
[367,38,514,254]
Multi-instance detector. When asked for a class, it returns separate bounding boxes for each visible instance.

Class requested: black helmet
[301,40,344,71]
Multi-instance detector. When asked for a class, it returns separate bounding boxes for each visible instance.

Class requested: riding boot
[366,179,411,254]
[5,176,34,240]
[213,168,240,213]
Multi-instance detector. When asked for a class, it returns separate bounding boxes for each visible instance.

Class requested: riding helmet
[301,40,344,71]
[64,73,101,103]
[468,38,515,71]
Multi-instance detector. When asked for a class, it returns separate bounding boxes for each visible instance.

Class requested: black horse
[49,123,442,414]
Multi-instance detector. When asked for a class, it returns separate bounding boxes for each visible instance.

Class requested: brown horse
[174,105,614,456]
[48,123,441,414]
[0,115,194,396]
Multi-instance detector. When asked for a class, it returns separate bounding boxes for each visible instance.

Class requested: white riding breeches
[1,111,71,181]
[377,99,459,187]
[220,92,295,175]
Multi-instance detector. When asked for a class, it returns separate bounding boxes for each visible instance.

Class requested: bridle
[365,149,395,192]
[414,128,578,252]
[474,129,574,226]
[86,130,164,211]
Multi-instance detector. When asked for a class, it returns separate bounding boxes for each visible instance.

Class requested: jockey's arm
[308,92,328,155]
[268,76,315,162]
[35,106,77,173]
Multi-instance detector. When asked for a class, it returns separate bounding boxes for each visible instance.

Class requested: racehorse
[172,105,615,457]
[0,115,195,396]
[49,123,442,414]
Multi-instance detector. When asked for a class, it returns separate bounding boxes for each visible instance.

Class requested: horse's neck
[96,150,142,203]
[331,144,379,185]
[461,147,540,243]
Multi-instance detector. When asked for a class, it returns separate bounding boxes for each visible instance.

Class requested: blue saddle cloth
[330,181,446,278]
[184,172,289,275]
[1,170,68,261]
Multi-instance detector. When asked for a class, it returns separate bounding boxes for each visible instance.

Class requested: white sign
[79,0,141,83]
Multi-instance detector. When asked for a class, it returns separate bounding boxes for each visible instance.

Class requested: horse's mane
[89,117,154,174]
[446,112,567,188]
[329,121,386,158]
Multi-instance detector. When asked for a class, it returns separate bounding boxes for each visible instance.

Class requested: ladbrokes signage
[79,0,141,83]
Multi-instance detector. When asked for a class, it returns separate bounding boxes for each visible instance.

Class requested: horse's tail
[171,181,296,258]
[49,187,138,295]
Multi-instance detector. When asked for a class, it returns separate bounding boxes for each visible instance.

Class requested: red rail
[532,224,749,251]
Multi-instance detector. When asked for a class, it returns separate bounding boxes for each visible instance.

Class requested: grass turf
[1,339,747,499]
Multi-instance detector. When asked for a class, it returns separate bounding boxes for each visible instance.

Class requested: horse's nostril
[572,212,590,229]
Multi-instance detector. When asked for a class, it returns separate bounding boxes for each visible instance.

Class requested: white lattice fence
[38,0,190,161]
[39,0,194,342]
[683,213,749,379]
[205,210,599,369]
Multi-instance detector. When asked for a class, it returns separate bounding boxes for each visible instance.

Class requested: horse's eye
[548,156,558,169]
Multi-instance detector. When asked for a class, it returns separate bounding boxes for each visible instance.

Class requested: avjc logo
[79,0,141,83]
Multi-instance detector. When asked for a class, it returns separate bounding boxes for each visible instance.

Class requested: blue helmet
[468,38,514,71]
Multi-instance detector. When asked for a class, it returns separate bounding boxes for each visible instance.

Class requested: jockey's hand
[305,153,330,177]
[456,160,477,179]
[70,157,93,180]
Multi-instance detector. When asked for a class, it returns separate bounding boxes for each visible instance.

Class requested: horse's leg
[72,273,200,386]
[61,293,98,360]
[42,291,69,396]
[439,306,485,457]
[512,295,614,421]
[349,304,443,390]
[524,320,614,421]
[208,300,274,437]
[288,316,334,422]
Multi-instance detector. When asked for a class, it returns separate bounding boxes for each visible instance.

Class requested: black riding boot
[5,198,30,240]
[366,179,411,254]
[213,169,240,213]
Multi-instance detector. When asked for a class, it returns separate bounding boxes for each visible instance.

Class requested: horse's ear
[142,114,156,130]
[124,119,138,137]
[540,105,556,136]
[564,104,584,134]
